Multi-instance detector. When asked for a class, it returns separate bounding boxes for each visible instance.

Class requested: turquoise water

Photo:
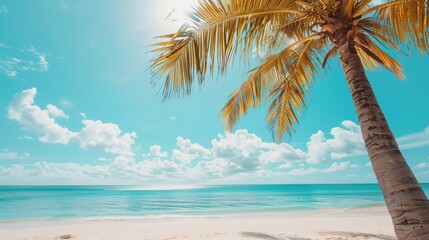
[1,184,428,221]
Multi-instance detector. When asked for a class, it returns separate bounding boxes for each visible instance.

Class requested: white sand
[0,205,397,240]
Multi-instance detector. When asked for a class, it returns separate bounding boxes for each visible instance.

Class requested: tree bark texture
[340,49,429,239]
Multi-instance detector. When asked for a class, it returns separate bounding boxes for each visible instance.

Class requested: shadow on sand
[320,231,397,239]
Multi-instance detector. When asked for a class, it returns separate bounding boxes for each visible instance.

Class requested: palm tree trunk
[340,48,429,239]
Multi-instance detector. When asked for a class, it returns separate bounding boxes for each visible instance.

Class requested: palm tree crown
[150,0,428,140]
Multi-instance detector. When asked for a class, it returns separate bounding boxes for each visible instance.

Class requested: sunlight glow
[154,0,199,32]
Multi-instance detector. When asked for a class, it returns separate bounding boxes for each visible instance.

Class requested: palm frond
[363,0,429,53]
[150,0,311,100]
[266,39,323,140]
[221,34,322,131]
[353,0,373,17]
[341,0,356,19]
[355,33,404,78]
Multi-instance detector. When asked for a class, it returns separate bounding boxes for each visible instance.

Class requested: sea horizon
[2,184,429,222]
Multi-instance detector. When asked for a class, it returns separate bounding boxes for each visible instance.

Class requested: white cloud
[138,158,184,179]
[307,121,365,164]
[259,142,306,164]
[278,162,293,169]
[320,161,358,173]
[304,122,429,164]
[212,130,260,159]
[46,104,69,119]
[0,165,36,180]
[25,46,49,72]
[286,161,357,176]
[205,130,305,175]
[1,57,22,78]
[0,150,30,160]
[144,145,168,158]
[38,54,49,71]
[76,120,137,157]
[6,70,17,77]
[173,137,211,164]
[34,162,113,180]
[5,98,429,184]
[8,88,137,158]
[0,45,50,77]
[8,88,76,144]
[138,130,306,179]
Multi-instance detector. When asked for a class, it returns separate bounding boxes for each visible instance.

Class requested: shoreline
[0,205,396,240]
[0,203,386,223]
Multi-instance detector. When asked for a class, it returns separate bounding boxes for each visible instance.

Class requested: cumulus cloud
[307,120,365,164]
[198,130,306,176]
[303,122,429,165]
[46,104,69,119]
[8,88,76,144]
[173,137,211,164]
[5,96,368,183]
[0,150,30,160]
[304,122,429,165]
[171,130,305,177]
[260,142,306,164]
[144,145,168,158]
[8,88,137,158]
[6,90,429,184]
[77,120,137,157]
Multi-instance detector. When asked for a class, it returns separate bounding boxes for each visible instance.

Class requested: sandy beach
[0,205,397,240]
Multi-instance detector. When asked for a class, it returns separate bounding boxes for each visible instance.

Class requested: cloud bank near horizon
[2,88,429,184]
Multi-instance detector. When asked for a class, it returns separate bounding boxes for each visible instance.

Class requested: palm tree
[149,0,429,238]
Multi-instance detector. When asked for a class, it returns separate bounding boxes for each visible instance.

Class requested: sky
[0,0,428,185]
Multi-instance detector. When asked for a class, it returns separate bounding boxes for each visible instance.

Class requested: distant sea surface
[1,184,428,221]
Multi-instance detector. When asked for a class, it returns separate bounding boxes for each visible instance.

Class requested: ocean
[1,184,428,221]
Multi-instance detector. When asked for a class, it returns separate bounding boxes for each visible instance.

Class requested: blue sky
[0,0,428,185]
